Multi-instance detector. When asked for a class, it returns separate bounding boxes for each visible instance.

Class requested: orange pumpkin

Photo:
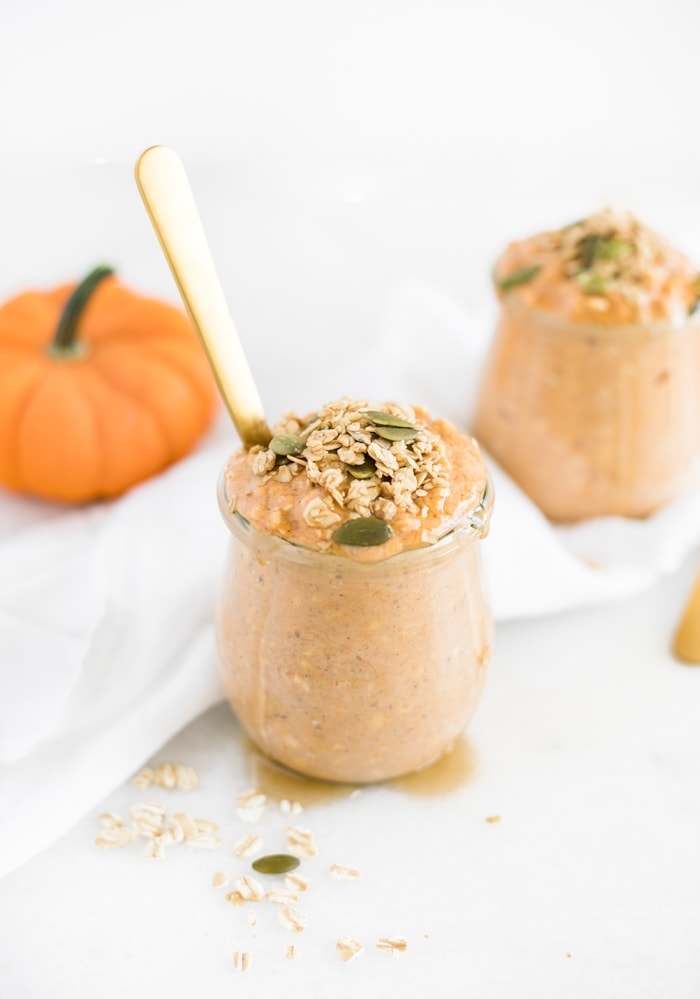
[0,266,218,503]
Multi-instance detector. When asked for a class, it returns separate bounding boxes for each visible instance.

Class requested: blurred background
[2,0,700,413]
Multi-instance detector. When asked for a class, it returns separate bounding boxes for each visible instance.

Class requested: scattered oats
[285,944,298,961]
[265,890,299,906]
[248,911,257,927]
[232,951,251,973]
[212,871,230,888]
[173,764,198,790]
[95,826,136,850]
[172,812,198,840]
[166,820,185,845]
[280,799,303,816]
[236,788,267,823]
[284,872,309,893]
[485,815,502,824]
[278,906,308,934]
[377,937,408,955]
[98,812,123,830]
[566,951,573,958]
[329,863,360,881]
[233,833,264,858]
[225,890,247,907]
[235,876,264,902]
[158,828,179,848]
[154,762,177,789]
[336,936,363,962]
[144,837,166,860]
[129,802,165,837]
[285,825,318,859]
[131,768,154,789]
[129,801,165,823]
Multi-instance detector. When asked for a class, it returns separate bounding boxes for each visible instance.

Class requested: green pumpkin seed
[251,853,300,875]
[363,410,417,430]
[374,426,418,442]
[575,271,608,295]
[497,265,541,291]
[347,457,376,479]
[270,435,304,457]
[596,238,632,260]
[577,233,601,270]
[332,517,394,547]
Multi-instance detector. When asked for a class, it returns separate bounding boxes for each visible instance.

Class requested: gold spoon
[672,568,700,664]
[135,146,271,449]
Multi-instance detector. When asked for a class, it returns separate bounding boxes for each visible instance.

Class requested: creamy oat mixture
[224,398,487,559]
[494,208,699,325]
[476,210,700,521]
[217,400,492,782]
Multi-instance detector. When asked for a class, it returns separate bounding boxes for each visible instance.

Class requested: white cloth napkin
[1,282,699,879]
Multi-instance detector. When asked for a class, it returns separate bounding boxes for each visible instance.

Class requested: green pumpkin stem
[51,265,114,353]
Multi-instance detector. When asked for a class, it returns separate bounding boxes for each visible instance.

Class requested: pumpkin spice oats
[225,398,487,558]
[216,399,492,783]
[475,210,700,521]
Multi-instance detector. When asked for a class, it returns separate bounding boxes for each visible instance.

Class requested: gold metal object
[672,568,700,664]
[135,145,271,449]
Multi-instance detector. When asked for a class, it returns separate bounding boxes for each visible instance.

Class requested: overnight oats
[474,209,700,521]
[216,398,492,783]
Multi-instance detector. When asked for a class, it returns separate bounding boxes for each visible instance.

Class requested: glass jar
[474,293,700,522]
[216,472,493,783]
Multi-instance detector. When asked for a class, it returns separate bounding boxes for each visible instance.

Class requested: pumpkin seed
[596,238,633,260]
[270,435,304,457]
[363,410,417,430]
[575,271,608,295]
[374,426,418,442]
[577,233,601,270]
[332,517,394,547]
[497,265,541,291]
[347,457,376,479]
[251,854,301,875]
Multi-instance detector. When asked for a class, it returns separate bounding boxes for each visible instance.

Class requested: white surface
[1,561,699,998]
[1,0,700,994]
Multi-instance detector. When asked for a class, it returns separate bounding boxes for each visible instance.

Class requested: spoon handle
[135,146,271,449]
[672,568,700,664]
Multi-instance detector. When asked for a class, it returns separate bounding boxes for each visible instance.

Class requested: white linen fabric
[1,282,698,878]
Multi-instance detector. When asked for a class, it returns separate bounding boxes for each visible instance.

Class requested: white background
[2,2,700,996]
[3,0,700,408]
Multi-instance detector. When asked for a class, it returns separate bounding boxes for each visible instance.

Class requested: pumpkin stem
[50,265,115,354]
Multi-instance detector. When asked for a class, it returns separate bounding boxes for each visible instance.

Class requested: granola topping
[496,208,699,324]
[224,399,488,557]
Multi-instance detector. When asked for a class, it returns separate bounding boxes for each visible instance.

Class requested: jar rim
[217,466,493,566]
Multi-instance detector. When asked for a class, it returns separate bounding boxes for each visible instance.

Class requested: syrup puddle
[243,733,478,805]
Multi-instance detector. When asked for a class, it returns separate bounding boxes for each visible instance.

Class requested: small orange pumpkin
[0,266,218,502]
